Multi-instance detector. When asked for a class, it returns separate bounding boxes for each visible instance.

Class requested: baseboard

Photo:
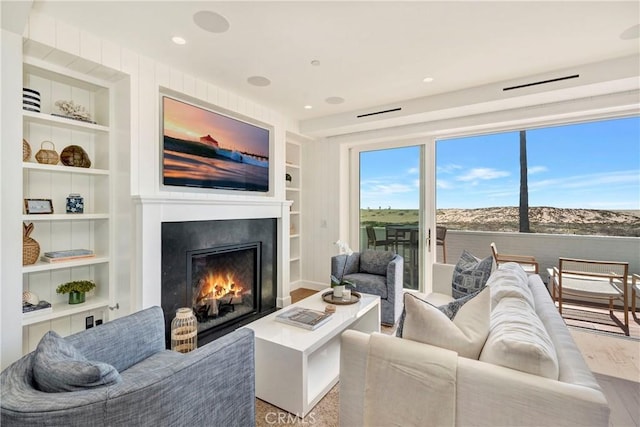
[295,281,329,291]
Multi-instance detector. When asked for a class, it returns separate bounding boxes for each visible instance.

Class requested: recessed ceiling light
[423,77,435,83]
[193,11,230,33]
[310,59,321,66]
[172,36,186,45]
[304,105,313,110]
[325,96,345,105]
[247,76,271,87]
[620,24,640,40]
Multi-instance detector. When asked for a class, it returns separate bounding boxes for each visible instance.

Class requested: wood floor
[289,287,640,427]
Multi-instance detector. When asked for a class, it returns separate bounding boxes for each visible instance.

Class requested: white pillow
[487,262,534,310]
[401,287,490,359]
[479,297,559,379]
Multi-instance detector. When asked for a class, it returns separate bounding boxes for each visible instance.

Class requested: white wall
[1,29,26,369]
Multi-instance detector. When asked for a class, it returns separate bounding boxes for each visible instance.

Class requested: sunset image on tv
[162,96,270,192]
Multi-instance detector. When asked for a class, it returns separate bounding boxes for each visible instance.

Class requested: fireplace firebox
[187,243,260,333]
[162,218,277,347]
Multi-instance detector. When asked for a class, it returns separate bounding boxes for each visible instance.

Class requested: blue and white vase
[66,193,84,214]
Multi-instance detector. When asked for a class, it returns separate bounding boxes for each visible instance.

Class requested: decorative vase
[333,285,345,298]
[171,308,198,353]
[68,291,85,304]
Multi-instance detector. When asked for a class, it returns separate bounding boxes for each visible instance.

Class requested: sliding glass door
[357,145,424,290]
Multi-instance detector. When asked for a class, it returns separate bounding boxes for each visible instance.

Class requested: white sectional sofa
[339,263,610,427]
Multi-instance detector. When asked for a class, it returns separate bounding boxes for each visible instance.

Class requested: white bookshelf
[21,58,116,350]
[286,137,302,286]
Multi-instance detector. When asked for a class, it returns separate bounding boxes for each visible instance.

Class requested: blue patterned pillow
[360,249,394,276]
[451,250,492,299]
[33,331,121,392]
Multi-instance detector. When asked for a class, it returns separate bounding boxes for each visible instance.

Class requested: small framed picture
[24,199,54,214]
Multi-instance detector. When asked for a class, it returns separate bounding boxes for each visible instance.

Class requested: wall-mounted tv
[162,95,271,193]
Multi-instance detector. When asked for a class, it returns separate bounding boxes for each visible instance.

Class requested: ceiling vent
[356,107,402,118]
[503,74,580,92]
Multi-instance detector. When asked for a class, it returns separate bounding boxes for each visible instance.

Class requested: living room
[1,1,639,425]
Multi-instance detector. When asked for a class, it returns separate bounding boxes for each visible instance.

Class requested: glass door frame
[348,137,437,293]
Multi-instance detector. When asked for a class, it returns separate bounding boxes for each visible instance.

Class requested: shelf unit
[286,137,302,286]
[21,58,115,352]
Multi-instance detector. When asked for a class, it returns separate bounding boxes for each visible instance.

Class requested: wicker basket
[23,222,40,266]
[23,139,31,161]
[60,145,91,168]
[35,141,59,165]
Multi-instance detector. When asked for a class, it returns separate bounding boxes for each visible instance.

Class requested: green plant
[56,280,96,294]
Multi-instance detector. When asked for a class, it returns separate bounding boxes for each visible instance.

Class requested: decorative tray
[322,290,361,305]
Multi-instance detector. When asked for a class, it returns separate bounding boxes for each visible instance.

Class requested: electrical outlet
[85,316,94,329]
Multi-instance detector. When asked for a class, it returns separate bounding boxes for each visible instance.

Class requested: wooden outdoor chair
[436,225,447,263]
[366,225,393,250]
[632,273,640,320]
[489,242,539,274]
[550,257,629,335]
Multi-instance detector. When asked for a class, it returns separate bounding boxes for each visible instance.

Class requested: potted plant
[330,240,356,298]
[56,280,96,304]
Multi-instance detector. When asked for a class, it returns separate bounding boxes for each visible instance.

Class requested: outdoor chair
[550,257,629,335]
[436,225,447,263]
[366,226,393,250]
[490,242,539,274]
[632,274,640,320]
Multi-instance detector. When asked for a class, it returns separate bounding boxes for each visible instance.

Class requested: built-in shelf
[286,187,301,192]
[22,297,110,326]
[22,214,109,221]
[286,134,303,288]
[22,256,110,273]
[23,110,109,132]
[23,162,109,175]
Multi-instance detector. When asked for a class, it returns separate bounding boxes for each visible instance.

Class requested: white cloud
[528,166,548,175]
[437,164,462,174]
[457,168,510,182]
[407,167,419,175]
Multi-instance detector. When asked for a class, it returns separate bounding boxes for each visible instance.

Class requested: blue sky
[360,116,640,210]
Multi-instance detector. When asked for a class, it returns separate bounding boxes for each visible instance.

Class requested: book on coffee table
[275,307,333,330]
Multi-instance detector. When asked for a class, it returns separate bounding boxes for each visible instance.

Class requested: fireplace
[162,218,277,346]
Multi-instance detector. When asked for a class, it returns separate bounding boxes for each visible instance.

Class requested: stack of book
[275,307,333,330]
[23,300,52,317]
[41,249,95,263]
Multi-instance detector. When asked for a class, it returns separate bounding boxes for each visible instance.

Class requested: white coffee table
[242,289,380,417]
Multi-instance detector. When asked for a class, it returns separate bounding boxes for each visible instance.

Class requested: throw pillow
[486,262,535,310]
[397,287,490,359]
[451,250,493,299]
[360,249,394,276]
[33,331,122,392]
[479,297,559,379]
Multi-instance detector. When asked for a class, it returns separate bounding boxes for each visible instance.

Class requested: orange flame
[198,271,243,301]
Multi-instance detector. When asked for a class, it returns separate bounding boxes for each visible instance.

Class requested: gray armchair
[331,249,403,325]
[1,306,255,426]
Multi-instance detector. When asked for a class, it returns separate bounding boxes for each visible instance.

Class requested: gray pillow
[451,250,493,299]
[33,331,121,392]
[360,249,395,276]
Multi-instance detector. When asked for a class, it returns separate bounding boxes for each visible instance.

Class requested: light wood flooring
[287,287,640,427]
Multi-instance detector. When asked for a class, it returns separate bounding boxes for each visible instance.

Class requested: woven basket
[60,145,91,168]
[23,139,31,161]
[23,222,40,265]
[35,141,59,165]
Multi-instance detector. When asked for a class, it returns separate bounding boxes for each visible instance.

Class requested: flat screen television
[161,95,270,193]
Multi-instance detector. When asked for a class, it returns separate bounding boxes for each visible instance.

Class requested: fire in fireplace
[187,243,260,334]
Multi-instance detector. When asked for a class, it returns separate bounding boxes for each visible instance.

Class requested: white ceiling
[30,1,640,121]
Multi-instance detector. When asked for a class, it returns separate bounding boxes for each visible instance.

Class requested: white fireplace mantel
[132,195,292,311]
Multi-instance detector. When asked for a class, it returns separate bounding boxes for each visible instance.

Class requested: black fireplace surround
[161,218,277,346]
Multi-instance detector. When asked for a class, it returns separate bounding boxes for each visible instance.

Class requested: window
[436,116,640,237]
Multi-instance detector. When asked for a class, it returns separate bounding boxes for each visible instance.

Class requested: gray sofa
[331,250,403,325]
[1,306,255,426]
